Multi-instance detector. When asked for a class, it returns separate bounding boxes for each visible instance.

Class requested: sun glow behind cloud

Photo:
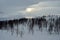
[25,8,35,13]
[18,1,60,17]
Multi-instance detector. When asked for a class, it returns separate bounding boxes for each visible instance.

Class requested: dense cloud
[0,0,60,19]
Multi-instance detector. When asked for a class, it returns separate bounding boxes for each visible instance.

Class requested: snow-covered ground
[0,24,60,40]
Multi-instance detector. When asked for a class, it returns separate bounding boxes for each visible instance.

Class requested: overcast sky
[0,0,60,19]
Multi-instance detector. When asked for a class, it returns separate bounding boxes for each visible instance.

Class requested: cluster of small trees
[27,16,60,34]
[0,16,60,35]
[0,18,28,29]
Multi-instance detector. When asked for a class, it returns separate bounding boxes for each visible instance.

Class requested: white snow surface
[0,24,60,40]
